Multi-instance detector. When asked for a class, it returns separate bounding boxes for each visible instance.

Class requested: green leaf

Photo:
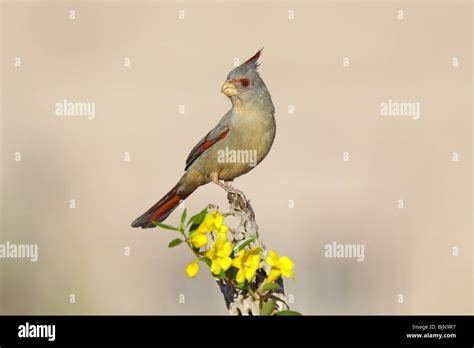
[232,236,256,255]
[273,310,303,316]
[180,208,187,225]
[261,283,281,293]
[152,221,181,232]
[168,238,184,248]
[186,207,208,232]
[247,287,258,300]
[261,300,276,316]
[199,257,212,267]
[213,269,228,280]
[236,282,247,289]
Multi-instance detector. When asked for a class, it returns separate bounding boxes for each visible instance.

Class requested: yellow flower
[232,246,262,284]
[198,211,228,234]
[185,259,200,278]
[217,224,228,235]
[190,211,228,248]
[189,232,208,248]
[204,233,233,275]
[265,250,295,283]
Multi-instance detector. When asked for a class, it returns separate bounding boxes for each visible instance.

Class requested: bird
[131,49,276,228]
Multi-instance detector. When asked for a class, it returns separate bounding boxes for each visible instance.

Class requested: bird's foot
[227,186,249,209]
[211,177,249,210]
[213,179,232,191]
[227,186,244,198]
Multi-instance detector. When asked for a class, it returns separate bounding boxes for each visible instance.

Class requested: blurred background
[0,0,472,314]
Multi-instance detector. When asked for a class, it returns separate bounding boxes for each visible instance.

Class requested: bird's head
[221,49,273,109]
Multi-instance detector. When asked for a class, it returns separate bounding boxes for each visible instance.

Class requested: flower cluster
[155,209,295,286]
[153,207,299,315]
[181,210,295,287]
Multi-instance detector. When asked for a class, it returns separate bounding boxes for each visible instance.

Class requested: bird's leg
[224,180,233,188]
[222,181,249,211]
[224,181,244,199]
[211,175,247,205]
[211,173,232,191]
[214,179,230,191]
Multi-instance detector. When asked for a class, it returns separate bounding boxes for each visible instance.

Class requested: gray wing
[184,113,232,171]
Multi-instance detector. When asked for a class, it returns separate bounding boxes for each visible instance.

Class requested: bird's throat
[231,96,275,116]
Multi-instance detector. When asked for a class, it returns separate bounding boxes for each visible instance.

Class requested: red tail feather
[131,184,191,229]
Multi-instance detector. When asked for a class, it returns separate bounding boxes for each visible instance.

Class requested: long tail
[131,182,195,229]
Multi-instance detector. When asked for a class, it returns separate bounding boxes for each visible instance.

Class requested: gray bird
[132,49,276,228]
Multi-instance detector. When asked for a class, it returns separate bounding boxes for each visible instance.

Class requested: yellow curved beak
[221,81,238,96]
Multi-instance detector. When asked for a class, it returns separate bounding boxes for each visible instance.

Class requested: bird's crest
[243,48,263,68]
[229,49,263,78]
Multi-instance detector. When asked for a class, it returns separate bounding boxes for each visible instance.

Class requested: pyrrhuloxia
[131,49,276,228]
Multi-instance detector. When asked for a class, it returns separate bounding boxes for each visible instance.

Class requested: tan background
[0,0,472,314]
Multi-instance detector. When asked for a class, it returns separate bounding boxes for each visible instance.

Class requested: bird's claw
[212,179,249,209]
[227,187,248,207]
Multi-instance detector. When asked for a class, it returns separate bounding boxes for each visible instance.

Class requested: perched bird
[131,49,276,228]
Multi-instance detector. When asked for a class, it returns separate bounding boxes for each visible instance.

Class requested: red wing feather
[185,128,229,170]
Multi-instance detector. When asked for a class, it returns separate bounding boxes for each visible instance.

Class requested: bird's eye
[240,78,250,87]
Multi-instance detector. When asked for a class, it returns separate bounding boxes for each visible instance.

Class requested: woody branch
[215,189,289,315]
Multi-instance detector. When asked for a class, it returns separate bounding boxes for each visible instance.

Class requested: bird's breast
[212,110,275,180]
[190,108,276,182]
[230,109,276,159]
